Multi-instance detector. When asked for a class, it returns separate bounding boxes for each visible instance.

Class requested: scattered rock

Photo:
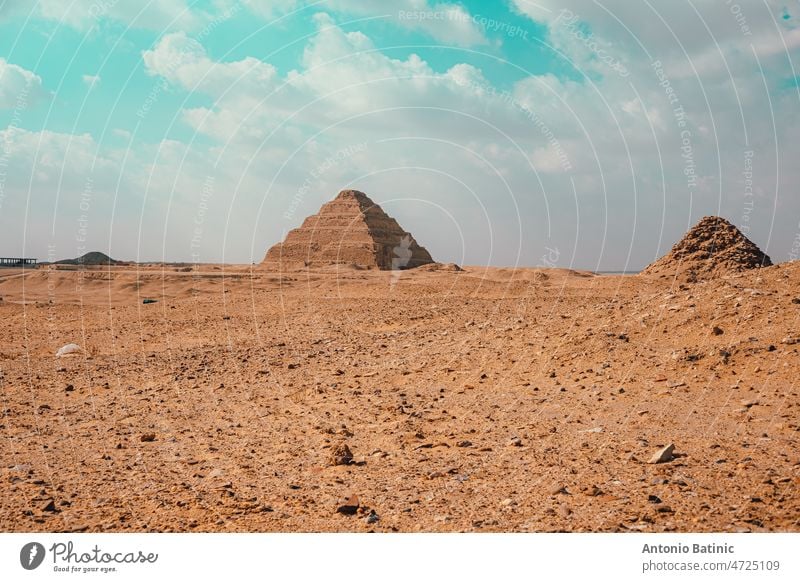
[580,426,604,433]
[140,433,156,442]
[336,494,360,516]
[781,337,799,345]
[329,442,353,466]
[365,509,379,524]
[65,384,74,392]
[42,499,57,513]
[712,326,724,336]
[55,343,81,358]
[456,440,472,448]
[648,443,675,464]
[508,436,523,447]
[648,494,663,504]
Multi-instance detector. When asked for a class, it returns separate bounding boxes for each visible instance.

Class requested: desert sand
[1,194,798,533]
[0,259,798,533]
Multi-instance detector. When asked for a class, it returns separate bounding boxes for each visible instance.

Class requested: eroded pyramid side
[642,216,772,280]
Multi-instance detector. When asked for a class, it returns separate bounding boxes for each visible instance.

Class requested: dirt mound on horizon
[642,216,772,280]
[55,251,121,266]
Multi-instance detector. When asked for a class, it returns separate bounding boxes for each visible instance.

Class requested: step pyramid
[263,189,435,270]
[643,216,772,279]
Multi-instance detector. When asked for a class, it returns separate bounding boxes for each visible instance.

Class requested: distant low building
[0,258,37,267]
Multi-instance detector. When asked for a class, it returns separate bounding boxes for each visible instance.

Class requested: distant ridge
[643,216,772,280]
[56,251,121,266]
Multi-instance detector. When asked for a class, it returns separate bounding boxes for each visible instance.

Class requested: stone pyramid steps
[263,190,434,270]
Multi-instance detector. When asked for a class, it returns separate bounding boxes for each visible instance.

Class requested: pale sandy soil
[0,263,798,532]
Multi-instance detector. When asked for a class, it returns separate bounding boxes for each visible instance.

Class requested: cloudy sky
[0,0,798,270]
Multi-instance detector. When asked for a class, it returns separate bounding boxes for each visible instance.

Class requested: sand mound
[263,190,434,270]
[643,216,772,280]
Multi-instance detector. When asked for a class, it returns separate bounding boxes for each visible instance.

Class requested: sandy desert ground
[0,260,798,533]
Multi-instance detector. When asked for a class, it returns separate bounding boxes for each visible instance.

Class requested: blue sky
[1,0,799,269]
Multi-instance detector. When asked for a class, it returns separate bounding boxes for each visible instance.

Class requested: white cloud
[246,0,490,46]
[143,32,277,97]
[7,4,800,269]
[0,58,46,108]
[33,0,211,32]
[82,74,101,89]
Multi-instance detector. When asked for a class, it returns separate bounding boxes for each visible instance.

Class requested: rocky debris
[415,262,463,272]
[329,442,354,466]
[712,326,724,336]
[65,384,74,392]
[508,436,523,447]
[642,216,771,280]
[140,433,156,442]
[263,189,434,270]
[4,258,800,534]
[585,485,603,497]
[55,343,81,357]
[648,443,676,464]
[41,499,57,512]
[336,493,360,515]
[365,509,379,524]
